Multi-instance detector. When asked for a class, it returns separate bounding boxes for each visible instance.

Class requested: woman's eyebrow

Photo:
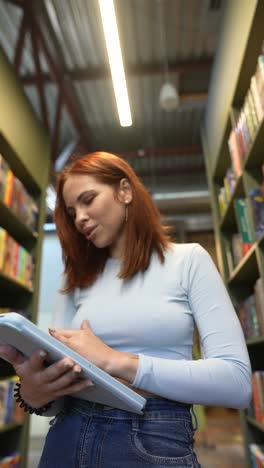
[76,190,95,202]
[66,190,96,210]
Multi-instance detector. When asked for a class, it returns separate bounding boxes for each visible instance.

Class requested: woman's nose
[75,207,89,228]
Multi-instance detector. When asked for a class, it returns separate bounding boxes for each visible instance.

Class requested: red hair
[54,152,171,292]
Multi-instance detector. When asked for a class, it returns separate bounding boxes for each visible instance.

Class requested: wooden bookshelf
[0,47,50,467]
[247,417,264,433]
[202,2,264,466]
[0,422,23,435]
[0,201,38,248]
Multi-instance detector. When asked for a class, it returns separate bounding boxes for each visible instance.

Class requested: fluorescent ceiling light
[98,0,132,127]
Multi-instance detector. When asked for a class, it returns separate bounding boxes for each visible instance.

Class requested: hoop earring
[125,203,128,222]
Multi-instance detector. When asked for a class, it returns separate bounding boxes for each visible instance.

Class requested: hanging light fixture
[159,82,179,111]
[158,0,179,111]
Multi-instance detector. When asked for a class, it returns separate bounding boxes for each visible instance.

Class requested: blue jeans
[38,397,201,467]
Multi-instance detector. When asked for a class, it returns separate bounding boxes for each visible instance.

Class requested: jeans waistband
[65,396,192,419]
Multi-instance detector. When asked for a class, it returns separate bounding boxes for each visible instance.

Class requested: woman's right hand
[0,344,93,408]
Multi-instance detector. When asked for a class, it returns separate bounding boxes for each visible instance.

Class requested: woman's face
[62,174,132,258]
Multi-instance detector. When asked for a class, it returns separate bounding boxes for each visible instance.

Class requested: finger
[29,349,48,372]
[47,365,84,391]
[49,331,69,346]
[81,320,90,330]
[41,362,89,396]
[40,358,78,384]
[0,344,26,367]
[49,328,76,338]
[52,377,94,399]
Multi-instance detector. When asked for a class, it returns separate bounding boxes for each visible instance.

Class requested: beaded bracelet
[13,382,54,415]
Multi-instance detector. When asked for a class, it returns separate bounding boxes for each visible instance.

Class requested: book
[252,372,264,424]
[0,154,9,202]
[228,129,243,178]
[0,227,7,271]
[234,198,255,252]
[248,188,264,239]
[254,278,264,336]
[249,443,264,468]
[250,75,264,124]
[231,233,244,266]
[0,313,146,414]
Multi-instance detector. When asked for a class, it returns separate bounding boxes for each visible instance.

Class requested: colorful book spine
[0,232,34,288]
[254,278,264,336]
[231,233,244,266]
[252,372,264,424]
[3,170,14,207]
[249,443,264,468]
[0,154,10,201]
[250,74,264,124]
[0,452,21,467]
[228,129,243,178]
[234,198,255,253]
[0,227,7,271]
[255,55,264,111]
[0,376,22,429]
[248,188,264,239]
[0,153,39,231]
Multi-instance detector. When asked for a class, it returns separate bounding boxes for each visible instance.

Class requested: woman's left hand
[49,320,120,375]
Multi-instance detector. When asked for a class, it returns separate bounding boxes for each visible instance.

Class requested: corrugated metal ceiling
[0,0,222,154]
[0,0,223,231]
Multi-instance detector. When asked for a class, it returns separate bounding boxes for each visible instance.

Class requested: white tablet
[0,313,146,414]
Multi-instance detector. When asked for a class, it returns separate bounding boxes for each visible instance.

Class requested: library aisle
[27,407,245,468]
[195,408,245,468]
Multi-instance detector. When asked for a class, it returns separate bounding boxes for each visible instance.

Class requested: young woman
[0,152,251,467]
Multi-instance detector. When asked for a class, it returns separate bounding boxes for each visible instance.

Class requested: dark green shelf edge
[0,133,42,196]
[247,416,264,433]
[227,231,264,284]
[0,271,33,294]
[243,115,264,170]
[247,336,264,346]
[0,201,38,246]
[213,101,264,183]
[0,422,23,434]
[219,176,244,230]
[227,244,256,284]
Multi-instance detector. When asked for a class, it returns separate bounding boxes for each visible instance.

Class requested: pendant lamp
[158,0,179,111]
[159,82,179,111]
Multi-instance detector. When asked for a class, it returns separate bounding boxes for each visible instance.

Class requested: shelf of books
[203,45,264,467]
[0,132,46,467]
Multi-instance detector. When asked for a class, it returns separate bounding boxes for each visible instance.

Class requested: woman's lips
[87,226,98,241]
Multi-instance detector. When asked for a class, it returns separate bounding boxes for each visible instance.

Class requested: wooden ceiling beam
[52,90,63,162]
[23,1,89,146]
[29,16,50,132]
[20,58,213,85]
[14,11,28,72]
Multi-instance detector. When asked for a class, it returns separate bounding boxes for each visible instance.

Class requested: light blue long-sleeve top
[53,242,252,410]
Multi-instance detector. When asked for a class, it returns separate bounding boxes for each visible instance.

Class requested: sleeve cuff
[131,353,153,389]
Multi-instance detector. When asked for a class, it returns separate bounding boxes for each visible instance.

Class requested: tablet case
[0,313,146,414]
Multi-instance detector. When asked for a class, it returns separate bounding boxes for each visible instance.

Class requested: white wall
[29,230,63,438]
[36,230,64,331]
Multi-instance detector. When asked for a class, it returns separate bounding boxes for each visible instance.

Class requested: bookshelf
[0,47,50,467]
[202,2,264,466]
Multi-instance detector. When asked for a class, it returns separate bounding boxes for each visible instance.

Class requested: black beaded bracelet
[13,382,54,415]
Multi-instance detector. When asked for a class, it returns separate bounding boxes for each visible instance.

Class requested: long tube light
[98,0,132,127]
